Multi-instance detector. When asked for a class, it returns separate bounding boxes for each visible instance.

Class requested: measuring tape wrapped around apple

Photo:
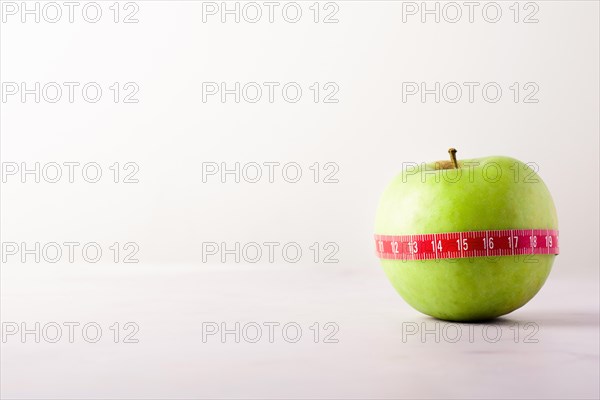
[374,149,559,322]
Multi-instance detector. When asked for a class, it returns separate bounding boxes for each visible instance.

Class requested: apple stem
[448,148,458,168]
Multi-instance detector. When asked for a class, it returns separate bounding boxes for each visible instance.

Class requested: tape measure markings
[374,229,559,260]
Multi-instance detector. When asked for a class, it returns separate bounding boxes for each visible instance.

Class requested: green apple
[375,149,558,321]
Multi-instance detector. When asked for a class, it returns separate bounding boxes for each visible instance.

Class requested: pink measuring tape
[374,229,559,260]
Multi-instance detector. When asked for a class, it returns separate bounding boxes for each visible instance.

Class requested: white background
[1,1,599,399]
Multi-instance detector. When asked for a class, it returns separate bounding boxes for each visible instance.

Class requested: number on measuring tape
[408,241,418,254]
[483,237,494,250]
[431,240,443,252]
[530,236,537,247]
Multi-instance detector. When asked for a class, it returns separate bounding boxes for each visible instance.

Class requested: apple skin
[375,156,558,321]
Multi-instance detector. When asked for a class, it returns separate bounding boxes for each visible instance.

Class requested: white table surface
[1,264,598,399]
